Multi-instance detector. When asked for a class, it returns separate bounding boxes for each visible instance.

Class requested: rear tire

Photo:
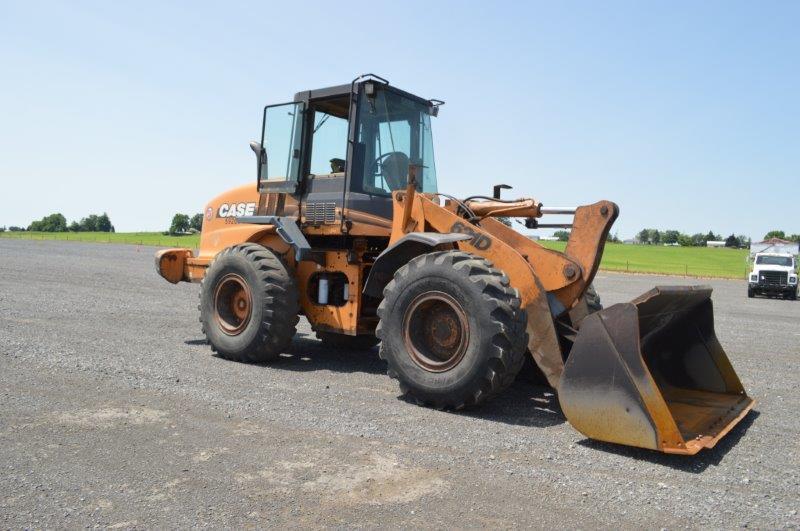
[200,244,299,363]
[316,331,380,350]
[748,287,755,298]
[377,251,528,409]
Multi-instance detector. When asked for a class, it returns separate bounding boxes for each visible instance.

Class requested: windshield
[355,87,437,195]
[756,255,793,267]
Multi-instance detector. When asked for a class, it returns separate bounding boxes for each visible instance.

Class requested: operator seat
[381,151,409,190]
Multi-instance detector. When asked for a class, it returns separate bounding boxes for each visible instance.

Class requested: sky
[1,0,798,239]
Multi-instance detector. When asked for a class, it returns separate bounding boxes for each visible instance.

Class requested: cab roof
[292,79,436,109]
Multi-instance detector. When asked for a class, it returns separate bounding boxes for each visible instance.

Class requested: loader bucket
[559,286,754,455]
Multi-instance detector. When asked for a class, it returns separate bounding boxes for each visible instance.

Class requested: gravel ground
[1,239,798,529]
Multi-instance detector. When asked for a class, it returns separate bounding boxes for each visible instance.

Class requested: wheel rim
[402,291,469,372]
[213,273,252,335]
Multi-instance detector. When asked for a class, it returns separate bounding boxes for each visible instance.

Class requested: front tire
[200,244,299,363]
[748,287,755,298]
[376,251,528,409]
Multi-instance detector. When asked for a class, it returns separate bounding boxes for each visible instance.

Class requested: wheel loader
[156,75,754,455]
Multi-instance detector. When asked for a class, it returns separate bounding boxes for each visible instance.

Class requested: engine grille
[760,270,788,286]
[305,202,337,225]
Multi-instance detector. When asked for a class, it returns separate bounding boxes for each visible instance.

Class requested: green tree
[190,213,204,231]
[677,234,693,247]
[736,235,751,248]
[28,213,67,232]
[96,213,114,232]
[691,233,707,246]
[724,234,738,248]
[764,230,786,240]
[68,221,81,232]
[80,214,99,231]
[788,234,800,243]
[553,230,570,242]
[648,229,661,245]
[170,213,190,235]
[0,226,5,232]
[663,230,681,245]
[9,226,24,232]
[705,231,720,242]
[637,229,650,244]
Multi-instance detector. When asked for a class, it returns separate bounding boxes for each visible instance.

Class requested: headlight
[790,276,798,284]
[750,274,758,282]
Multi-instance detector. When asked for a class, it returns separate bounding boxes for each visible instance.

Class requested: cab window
[309,110,348,175]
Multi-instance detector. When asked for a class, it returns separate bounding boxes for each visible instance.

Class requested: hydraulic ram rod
[540,207,577,215]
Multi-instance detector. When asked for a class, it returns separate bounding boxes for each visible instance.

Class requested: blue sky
[1,0,797,238]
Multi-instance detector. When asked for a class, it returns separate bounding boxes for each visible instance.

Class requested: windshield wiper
[313,114,331,133]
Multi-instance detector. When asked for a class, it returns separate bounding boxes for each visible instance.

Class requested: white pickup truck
[748,252,798,300]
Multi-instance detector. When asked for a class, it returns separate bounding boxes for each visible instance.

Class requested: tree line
[634,229,750,248]
[0,213,114,233]
[549,229,800,247]
[167,213,204,235]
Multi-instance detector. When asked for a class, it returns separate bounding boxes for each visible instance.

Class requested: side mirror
[250,141,267,181]
[249,141,266,164]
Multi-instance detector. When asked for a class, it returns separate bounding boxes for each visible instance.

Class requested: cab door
[257,102,305,194]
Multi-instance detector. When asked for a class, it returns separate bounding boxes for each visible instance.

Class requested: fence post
[626,260,629,272]
[685,264,688,277]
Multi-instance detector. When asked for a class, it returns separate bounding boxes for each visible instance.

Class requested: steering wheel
[370,151,409,191]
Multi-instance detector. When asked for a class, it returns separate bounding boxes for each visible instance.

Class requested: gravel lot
[1,239,798,529]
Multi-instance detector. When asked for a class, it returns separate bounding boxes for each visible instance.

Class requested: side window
[260,102,304,184]
[309,111,348,175]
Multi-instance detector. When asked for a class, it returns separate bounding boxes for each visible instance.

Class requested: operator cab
[252,75,441,224]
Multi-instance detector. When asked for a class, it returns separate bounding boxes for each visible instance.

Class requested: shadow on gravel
[184,339,208,346]
[461,380,566,428]
[184,332,310,347]
[270,337,387,375]
[576,409,760,472]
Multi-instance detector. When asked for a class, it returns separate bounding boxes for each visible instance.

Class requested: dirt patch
[58,407,168,428]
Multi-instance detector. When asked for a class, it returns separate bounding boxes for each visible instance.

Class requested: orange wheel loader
[156,75,753,455]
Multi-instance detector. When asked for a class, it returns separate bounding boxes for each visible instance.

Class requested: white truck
[748,252,798,300]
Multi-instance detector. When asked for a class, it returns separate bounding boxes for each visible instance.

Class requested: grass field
[1,231,751,279]
[540,241,749,279]
[0,231,200,248]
